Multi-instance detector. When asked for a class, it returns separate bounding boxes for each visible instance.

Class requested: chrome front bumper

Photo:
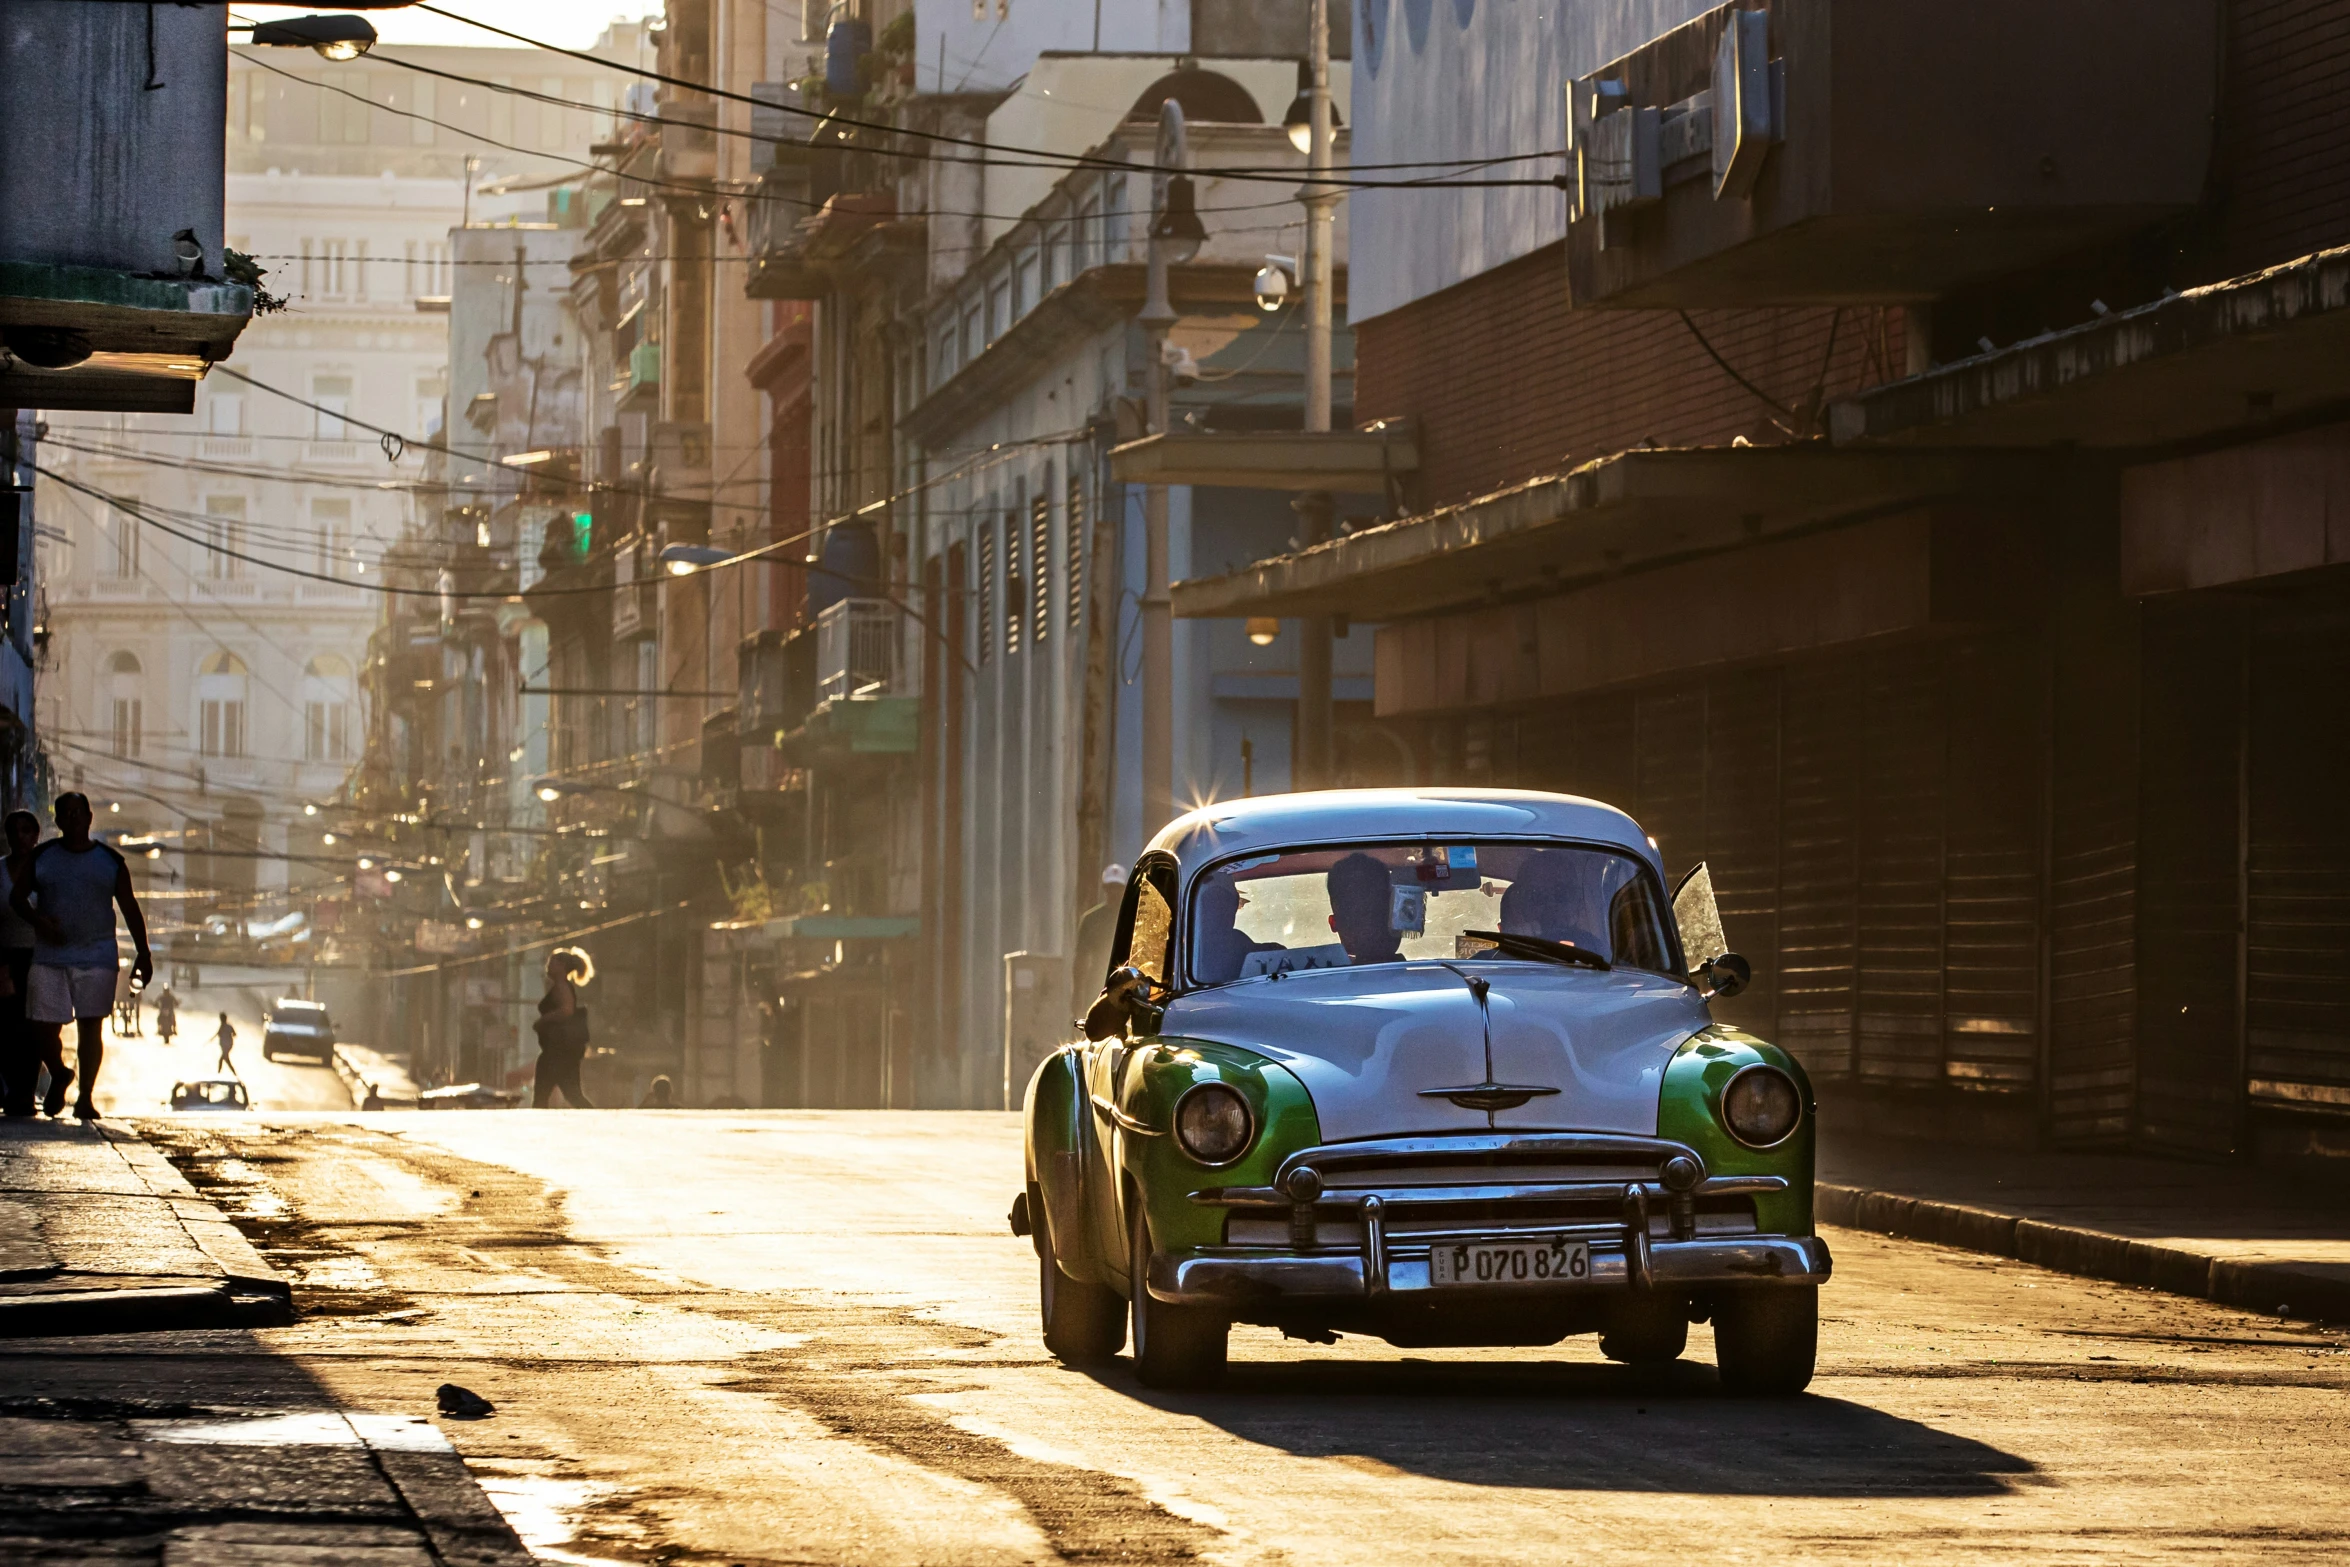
[1149,1233,1833,1306]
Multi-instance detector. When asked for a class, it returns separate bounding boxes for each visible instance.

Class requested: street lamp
[233,15,380,61]
[661,543,731,576]
[1281,60,1343,155]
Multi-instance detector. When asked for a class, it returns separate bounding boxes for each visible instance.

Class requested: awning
[1827,243,2350,449]
[1170,444,2038,622]
[1110,425,1417,494]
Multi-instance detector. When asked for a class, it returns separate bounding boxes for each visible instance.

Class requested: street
[77,966,356,1118]
[120,1110,2350,1566]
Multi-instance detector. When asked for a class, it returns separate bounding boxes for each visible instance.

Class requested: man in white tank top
[11,793,153,1120]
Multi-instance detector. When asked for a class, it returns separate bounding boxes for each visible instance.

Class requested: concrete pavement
[1820,1133,2350,1322]
[136,1110,2350,1565]
[0,1118,286,1335]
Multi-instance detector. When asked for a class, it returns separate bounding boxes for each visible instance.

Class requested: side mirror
[1703,952,1751,1000]
[1084,965,1166,1041]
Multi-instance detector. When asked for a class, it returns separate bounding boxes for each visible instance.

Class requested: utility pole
[1293,0,1338,790]
[1138,102,1191,837]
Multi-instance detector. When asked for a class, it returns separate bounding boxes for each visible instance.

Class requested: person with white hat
[1069,863,1128,1025]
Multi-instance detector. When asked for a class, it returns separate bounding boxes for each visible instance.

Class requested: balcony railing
[816,598,897,702]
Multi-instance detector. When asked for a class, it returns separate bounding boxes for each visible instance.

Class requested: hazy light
[1245,617,1280,646]
[537,784,563,803]
[384,869,403,883]
[322,833,336,845]
[303,803,318,816]
[465,916,483,930]
[358,857,374,870]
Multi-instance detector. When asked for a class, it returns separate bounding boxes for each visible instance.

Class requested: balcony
[816,598,897,701]
[304,439,369,465]
[1563,0,2219,308]
[198,435,252,460]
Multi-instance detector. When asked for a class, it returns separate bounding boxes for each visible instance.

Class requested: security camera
[1161,340,1202,387]
[1253,253,1298,312]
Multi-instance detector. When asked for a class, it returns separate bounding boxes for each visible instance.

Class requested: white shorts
[28,964,120,1024]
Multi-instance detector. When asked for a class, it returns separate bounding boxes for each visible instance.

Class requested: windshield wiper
[1461,930,1612,971]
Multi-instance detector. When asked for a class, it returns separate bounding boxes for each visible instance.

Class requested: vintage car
[260,998,335,1063]
[1013,789,1827,1393]
[170,1077,251,1112]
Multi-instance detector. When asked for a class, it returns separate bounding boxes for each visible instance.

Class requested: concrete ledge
[0,1282,236,1337]
[1818,1182,2350,1322]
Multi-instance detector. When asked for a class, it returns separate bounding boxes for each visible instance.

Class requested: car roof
[1146,788,1661,882]
[272,998,327,1010]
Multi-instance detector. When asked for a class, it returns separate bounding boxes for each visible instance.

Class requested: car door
[1085,856,1180,1278]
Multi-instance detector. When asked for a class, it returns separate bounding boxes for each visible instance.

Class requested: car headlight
[1173,1082,1255,1165]
[1719,1063,1803,1148]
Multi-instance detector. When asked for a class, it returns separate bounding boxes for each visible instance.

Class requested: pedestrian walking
[0,810,47,1118]
[155,984,178,1044]
[214,1013,235,1074]
[531,947,594,1108]
[638,1074,674,1108]
[12,794,152,1121]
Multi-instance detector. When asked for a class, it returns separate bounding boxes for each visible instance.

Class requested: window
[198,652,249,759]
[202,497,245,580]
[352,239,369,302]
[413,373,444,437]
[302,654,352,762]
[977,521,994,666]
[105,503,139,580]
[318,240,351,300]
[107,652,142,758]
[1030,490,1050,645]
[1185,841,1679,987]
[1075,195,1098,272]
[204,394,243,437]
[1115,864,1177,987]
[312,375,353,439]
[987,277,1010,344]
[1065,468,1086,630]
[962,299,982,366]
[1014,251,1037,318]
[311,498,351,577]
[1039,222,1058,294]
[934,324,956,388]
[411,77,436,144]
[1105,178,1128,263]
[246,73,268,142]
[1005,502,1026,656]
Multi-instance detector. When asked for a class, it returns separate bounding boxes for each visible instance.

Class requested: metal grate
[1065,469,1086,630]
[1031,492,1051,643]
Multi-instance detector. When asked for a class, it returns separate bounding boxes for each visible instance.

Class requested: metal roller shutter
[1855,648,1947,1087]
[2247,604,2350,1125]
[1941,638,2045,1096]
[1776,660,1861,1080]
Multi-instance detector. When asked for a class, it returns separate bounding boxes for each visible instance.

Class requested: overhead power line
[412,3,1568,191]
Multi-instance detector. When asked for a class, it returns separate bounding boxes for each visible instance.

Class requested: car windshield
[1187,840,1678,986]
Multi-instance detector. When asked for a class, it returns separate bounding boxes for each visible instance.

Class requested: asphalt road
[139,1111,2350,1566]
[75,965,353,1117]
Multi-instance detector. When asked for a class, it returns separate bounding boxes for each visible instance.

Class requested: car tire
[1712,1285,1818,1395]
[1037,1212,1125,1365]
[1127,1203,1227,1389]
[1599,1297,1689,1366]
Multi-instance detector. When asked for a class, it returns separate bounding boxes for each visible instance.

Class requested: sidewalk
[1818,1132,2350,1323]
[0,1117,289,1336]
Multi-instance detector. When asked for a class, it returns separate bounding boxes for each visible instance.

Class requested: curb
[1817,1182,2350,1323]
[109,1127,291,1304]
[0,1283,239,1337]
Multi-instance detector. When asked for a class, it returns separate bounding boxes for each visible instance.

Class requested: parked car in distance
[261,999,336,1063]
[1016,788,1825,1393]
[418,1082,520,1110]
[171,1078,250,1112]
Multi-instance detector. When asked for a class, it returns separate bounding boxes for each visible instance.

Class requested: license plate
[1429,1239,1590,1286]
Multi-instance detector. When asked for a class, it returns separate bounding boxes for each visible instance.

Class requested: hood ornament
[1430,963,1561,1115]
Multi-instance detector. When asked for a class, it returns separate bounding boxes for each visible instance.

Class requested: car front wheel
[1127,1202,1227,1389]
[1712,1285,1817,1395]
[1037,1210,1124,1365]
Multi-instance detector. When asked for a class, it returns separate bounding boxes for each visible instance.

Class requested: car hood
[1162,960,1710,1142]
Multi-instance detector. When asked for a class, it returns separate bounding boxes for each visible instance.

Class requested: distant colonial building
[39,35,643,912]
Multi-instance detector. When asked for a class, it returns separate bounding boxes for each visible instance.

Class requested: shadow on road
[1098,1358,2038,1497]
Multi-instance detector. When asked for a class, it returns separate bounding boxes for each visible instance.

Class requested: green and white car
[1013,788,1827,1392]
